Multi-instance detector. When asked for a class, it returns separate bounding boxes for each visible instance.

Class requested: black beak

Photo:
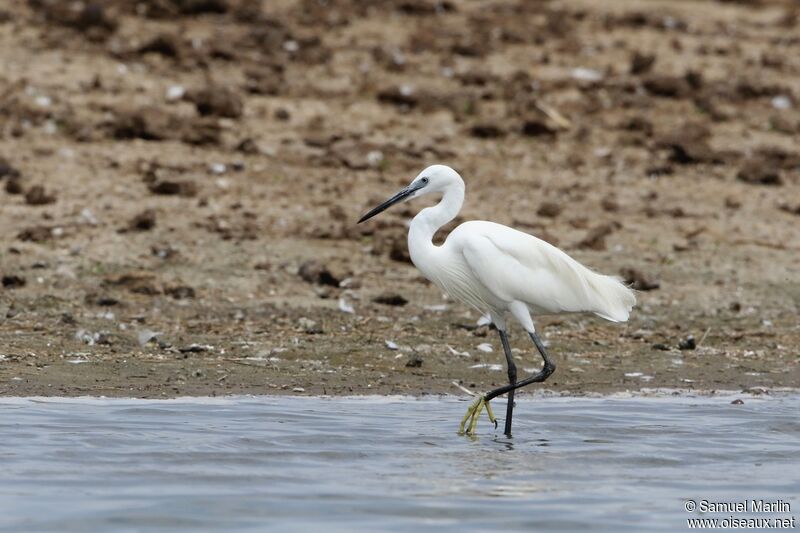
[357,181,425,224]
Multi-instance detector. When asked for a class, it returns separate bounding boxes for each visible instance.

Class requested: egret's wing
[459,226,582,313]
[457,222,634,320]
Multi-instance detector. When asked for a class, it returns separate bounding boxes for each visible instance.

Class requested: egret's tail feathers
[588,274,636,322]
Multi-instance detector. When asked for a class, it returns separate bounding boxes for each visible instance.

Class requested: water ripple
[0,395,798,532]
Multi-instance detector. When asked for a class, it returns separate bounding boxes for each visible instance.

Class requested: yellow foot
[457,395,497,436]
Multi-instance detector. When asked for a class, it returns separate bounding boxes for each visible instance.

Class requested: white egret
[358,165,636,436]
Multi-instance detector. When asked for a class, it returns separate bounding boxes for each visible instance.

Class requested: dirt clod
[537,201,562,218]
[521,119,556,137]
[298,317,323,334]
[24,185,56,205]
[678,336,696,350]
[17,226,54,242]
[405,354,424,368]
[113,107,177,141]
[0,157,21,179]
[470,123,505,138]
[148,180,198,197]
[2,274,26,288]
[737,158,782,186]
[778,203,800,216]
[298,260,340,287]
[620,267,660,291]
[138,33,181,57]
[105,272,161,295]
[5,177,24,194]
[165,285,196,299]
[372,293,408,306]
[576,223,620,250]
[643,75,690,98]
[630,51,656,75]
[187,86,243,118]
[129,209,157,231]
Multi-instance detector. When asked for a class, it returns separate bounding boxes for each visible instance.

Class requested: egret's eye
[421,177,429,184]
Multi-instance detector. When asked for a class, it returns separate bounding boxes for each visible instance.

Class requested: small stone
[187,86,243,119]
[571,67,603,82]
[655,124,720,165]
[17,226,54,242]
[5,177,24,194]
[725,197,742,209]
[731,399,744,405]
[338,298,355,314]
[670,142,719,165]
[2,275,26,288]
[138,33,181,57]
[737,159,782,186]
[630,51,656,75]
[537,201,562,218]
[179,343,211,353]
[377,85,418,107]
[129,209,156,231]
[152,244,178,260]
[236,138,261,154]
[24,185,56,205]
[771,95,792,110]
[521,119,556,137]
[643,75,689,98]
[298,317,323,334]
[298,260,340,287]
[97,295,120,306]
[678,336,696,350]
[405,354,423,368]
[601,195,619,212]
[165,285,195,299]
[778,203,800,216]
[576,222,620,250]
[105,271,160,295]
[372,293,408,306]
[148,180,198,197]
[470,123,505,138]
[166,85,185,101]
[620,267,660,291]
[0,157,21,180]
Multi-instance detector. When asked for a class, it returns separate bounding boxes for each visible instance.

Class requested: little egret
[358,165,636,436]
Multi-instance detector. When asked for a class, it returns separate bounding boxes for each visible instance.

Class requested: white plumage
[358,164,636,436]
[394,165,635,334]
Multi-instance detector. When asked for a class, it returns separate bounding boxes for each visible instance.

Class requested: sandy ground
[0,0,798,398]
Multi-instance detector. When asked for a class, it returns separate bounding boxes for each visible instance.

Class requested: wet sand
[0,0,798,397]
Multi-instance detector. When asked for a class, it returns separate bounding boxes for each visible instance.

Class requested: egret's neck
[408,184,464,265]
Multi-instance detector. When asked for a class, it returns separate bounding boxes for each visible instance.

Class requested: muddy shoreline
[1,0,799,397]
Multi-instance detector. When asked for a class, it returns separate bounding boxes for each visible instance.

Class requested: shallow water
[1,395,798,532]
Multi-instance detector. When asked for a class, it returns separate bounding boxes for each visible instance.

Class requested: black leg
[497,329,517,437]
[485,331,556,402]
[498,329,516,436]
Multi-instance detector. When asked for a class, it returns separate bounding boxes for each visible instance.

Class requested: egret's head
[357,164,463,223]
